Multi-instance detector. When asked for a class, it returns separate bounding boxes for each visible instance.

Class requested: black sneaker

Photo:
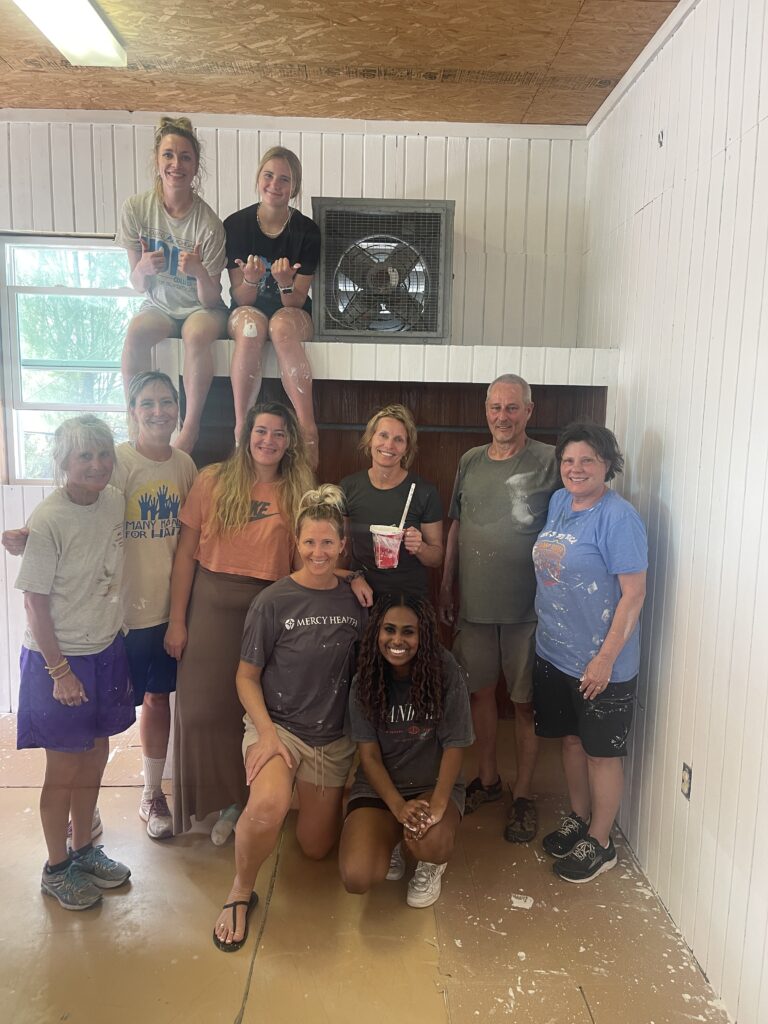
[504,797,538,843]
[463,776,503,814]
[542,812,589,858]
[554,836,617,883]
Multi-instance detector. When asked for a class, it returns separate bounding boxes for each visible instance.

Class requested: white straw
[398,483,416,531]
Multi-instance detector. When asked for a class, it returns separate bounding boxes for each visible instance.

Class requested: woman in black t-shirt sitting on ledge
[339,594,473,909]
[224,147,321,464]
[212,485,365,953]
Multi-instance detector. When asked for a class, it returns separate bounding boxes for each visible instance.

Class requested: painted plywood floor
[0,715,729,1024]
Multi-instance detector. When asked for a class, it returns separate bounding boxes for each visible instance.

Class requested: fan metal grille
[322,210,444,334]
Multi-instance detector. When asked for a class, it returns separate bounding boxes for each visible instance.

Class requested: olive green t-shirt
[449,439,558,623]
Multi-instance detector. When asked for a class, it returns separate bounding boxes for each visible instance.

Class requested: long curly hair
[206,401,314,536]
[355,594,444,723]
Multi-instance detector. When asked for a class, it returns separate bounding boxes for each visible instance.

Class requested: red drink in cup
[370,525,404,569]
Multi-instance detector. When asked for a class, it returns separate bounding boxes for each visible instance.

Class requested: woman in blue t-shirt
[339,593,473,909]
[532,423,647,884]
[223,147,321,463]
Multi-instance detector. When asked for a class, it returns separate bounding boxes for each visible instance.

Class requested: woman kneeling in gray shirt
[339,594,474,909]
[212,484,365,952]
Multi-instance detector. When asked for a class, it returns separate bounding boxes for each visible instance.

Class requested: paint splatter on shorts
[532,655,636,757]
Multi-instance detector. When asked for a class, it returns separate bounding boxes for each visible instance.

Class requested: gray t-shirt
[348,649,474,804]
[15,486,125,655]
[240,576,366,747]
[449,439,559,623]
[116,189,227,319]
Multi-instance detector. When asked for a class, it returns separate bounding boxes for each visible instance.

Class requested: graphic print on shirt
[125,481,184,541]
[533,536,568,585]
[250,499,280,521]
[385,701,436,742]
[141,232,194,285]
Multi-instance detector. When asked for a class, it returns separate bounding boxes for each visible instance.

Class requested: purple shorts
[17,635,136,753]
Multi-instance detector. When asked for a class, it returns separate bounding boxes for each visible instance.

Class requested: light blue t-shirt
[533,488,648,683]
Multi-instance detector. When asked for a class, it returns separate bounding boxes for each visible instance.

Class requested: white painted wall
[581,1,768,1021]
[0,110,586,349]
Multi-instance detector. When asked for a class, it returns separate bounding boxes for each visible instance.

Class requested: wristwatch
[279,284,294,294]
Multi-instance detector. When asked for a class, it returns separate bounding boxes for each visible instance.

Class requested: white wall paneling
[583,0,768,1021]
[0,112,587,349]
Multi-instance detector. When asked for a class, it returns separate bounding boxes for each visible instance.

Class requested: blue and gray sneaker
[72,845,131,889]
[41,861,102,910]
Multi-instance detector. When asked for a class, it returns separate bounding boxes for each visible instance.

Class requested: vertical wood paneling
[29,123,52,231]
[9,123,32,229]
[341,134,363,198]
[216,129,239,221]
[92,124,116,233]
[1,116,587,352]
[583,2,768,1021]
[0,122,11,228]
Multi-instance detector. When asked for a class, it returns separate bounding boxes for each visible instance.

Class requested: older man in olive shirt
[439,374,559,843]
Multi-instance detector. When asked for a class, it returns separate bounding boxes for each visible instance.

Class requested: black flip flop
[212,891,259,952]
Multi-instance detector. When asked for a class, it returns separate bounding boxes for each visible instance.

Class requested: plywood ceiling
[0,0,679,125]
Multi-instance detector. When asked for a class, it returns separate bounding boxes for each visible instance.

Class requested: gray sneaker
[41,861,102,911]
[72,845,131,889]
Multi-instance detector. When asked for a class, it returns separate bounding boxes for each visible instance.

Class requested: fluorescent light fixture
[11,0,127,67]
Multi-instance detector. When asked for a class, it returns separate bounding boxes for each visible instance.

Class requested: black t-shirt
[223,204,321,318]
[348,648,474,798]
[340,470,443,599]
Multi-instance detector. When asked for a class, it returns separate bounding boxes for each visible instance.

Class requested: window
[1,237,142,481]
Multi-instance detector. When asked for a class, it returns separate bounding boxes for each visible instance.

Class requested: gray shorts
[453,619,536,702]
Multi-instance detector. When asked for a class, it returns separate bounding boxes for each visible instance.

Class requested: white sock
[142,756,166,800]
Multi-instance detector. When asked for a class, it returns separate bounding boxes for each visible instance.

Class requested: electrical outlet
[681,763,692,800]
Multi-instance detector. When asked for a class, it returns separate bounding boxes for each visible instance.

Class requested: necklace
[257,203,291,238]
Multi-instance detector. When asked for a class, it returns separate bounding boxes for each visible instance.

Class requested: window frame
[1,234,139,483]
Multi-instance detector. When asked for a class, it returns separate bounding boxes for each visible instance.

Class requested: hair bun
[157,115,194,136]
[298,483,344,515]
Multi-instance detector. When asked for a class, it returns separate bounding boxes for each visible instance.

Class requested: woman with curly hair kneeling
[339,594,473,908]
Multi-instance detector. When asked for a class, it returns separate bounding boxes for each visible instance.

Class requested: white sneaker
[386,842,405,881]
[211,805,241,846]
[139,792,173,840]
[66,807,103,847]
[407,861,447,908]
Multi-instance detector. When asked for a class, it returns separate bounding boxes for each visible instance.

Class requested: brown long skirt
[172,566,270,834]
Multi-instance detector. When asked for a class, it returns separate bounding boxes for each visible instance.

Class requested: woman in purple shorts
[15,415,135,911]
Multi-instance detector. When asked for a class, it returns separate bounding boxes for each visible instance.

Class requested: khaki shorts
[242,718,355,789]
[453,619,536,702]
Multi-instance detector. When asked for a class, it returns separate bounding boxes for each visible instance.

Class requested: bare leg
[176,309,228,453]
[269,309,318,465]
[228,307,269,441]
[41,739,109,863]
[213,754,295,946]
[586,755,624,846]
[339,807,402,894]
[511,701,539,800]
[561,734,591,821]
[294,779,346,860]
[122,309,176,394]
[470,684,499,786]
[140,692,170,761]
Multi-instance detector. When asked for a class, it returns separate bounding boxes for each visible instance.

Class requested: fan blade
[381,243,421,286]
[386,291,426,328]
[336,245,379,290]
[334,289,381,328]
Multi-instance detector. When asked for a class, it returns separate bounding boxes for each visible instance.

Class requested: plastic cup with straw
[370,482,416,570]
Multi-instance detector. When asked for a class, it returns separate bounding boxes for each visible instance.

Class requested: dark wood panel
[180,373,607,715]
